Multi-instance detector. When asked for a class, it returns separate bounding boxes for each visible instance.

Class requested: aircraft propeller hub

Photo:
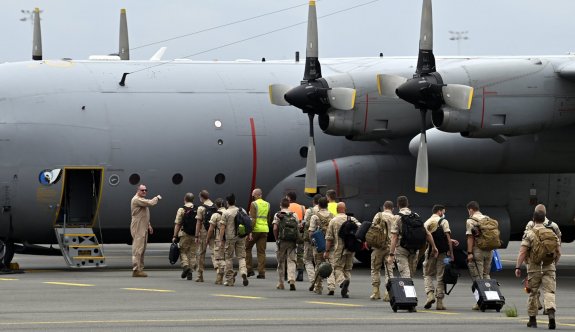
[396,74,444,111]
[283,81,330,115]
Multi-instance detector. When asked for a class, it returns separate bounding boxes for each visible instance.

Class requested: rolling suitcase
[385,263,418,312]
[471,279,505,312]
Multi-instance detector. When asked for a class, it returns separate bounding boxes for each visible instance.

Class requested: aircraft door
[54,168,103,227]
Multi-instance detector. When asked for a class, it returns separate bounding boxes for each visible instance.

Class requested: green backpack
[278,212,300,242]
[530,227,558,265]
[472,216,502,251]
[365,214,389,249]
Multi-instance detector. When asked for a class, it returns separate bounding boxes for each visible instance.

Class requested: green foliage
[504,304,518,317]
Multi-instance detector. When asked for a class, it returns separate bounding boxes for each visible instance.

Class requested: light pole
[449,30,468,56]
[20,9,42,26]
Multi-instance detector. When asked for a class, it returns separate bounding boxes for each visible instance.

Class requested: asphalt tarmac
[0,242,574,331]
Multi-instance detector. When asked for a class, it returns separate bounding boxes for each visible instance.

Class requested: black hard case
[471,279,505,312]
[386,277,418,312]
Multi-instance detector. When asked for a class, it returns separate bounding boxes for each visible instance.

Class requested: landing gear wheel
[1,241,15,269]
[0,240,5,269]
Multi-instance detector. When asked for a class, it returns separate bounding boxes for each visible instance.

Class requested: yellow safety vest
[328,202,337,216]
[253,199,270,233]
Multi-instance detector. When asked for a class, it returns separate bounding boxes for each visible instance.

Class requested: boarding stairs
[54,227,106,268]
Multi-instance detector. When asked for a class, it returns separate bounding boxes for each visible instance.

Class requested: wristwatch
[467,252,473,255]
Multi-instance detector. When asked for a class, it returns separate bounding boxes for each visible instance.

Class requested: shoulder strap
[438,217,445,227]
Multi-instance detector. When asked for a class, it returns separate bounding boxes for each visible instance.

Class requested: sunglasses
[140,189,148,192]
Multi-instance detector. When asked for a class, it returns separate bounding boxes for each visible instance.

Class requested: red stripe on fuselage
[331,159,340,197]
[481,88,498,128]
[249,118,257,207]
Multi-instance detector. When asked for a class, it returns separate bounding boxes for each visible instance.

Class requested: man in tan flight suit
[206,198,226,285]
[370,201,394,301]
[273,198,299,291]
[465,200,493,310]
[219,194,250,287]
[195,190,215,282]
[308,197,335,295]
[387,196,438,279]
[423,204,454,310]
[172,192,196,280]
[302,194,321,285]
[515,210,561,329]
[324,202,360,298]
[246,188,270,279]
[524,204,562,314]
[130,184,161,277]
[286,191,306,282]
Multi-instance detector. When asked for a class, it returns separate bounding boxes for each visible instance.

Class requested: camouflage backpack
[472,216,502,251]
[277,212,300,242]
[365,213,389,249]
[530,226,558,265]
[317,212,333,235]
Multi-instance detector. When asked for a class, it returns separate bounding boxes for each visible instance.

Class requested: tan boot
[195,272,204,282]
[382,291,390,302]
[132,270,148,278]
[370,287,381,300]
[436,298,446,310]
[215,273,224,285]
[424,291,435,309]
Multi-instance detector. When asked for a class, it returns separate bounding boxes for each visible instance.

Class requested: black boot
[527,316,537,328]
[296,270,304,282]
[548,309,556,330]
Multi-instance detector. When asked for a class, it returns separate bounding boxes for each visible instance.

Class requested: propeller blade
[416,0,435,75]
[119,9,129,60]
[303,0,321,81]
[327,88,356,110]
[414,109,429,193]
[32,8,42,61]
[442,84,474,110]
[414,131,429,193]
[149,47,167,61]
[377,74,407,97]
[304,113,317,194]
[268,84,292,106]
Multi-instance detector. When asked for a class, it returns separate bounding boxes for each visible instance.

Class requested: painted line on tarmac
[306,301,363,307]
[213,294,264,299]
[43,282,95,287]
[122,288,175,293]
[0,316,532,327]
[0,278,18,281]
[418,310,459,315]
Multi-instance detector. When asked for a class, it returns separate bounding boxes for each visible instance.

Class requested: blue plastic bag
[311,228,326,253]
[490,249,502,272]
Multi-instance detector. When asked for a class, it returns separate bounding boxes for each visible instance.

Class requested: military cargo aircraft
[0,1,573,269]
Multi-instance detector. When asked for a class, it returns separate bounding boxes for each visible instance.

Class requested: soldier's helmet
[317,262,333,278]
